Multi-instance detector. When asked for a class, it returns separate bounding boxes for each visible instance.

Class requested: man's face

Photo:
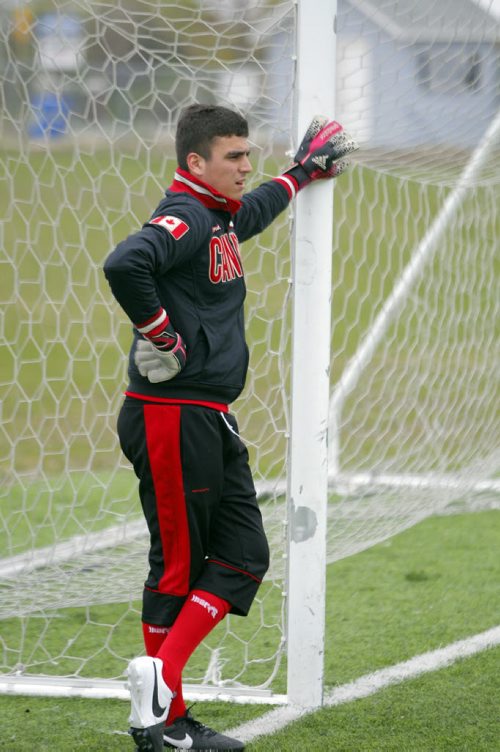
[191,135,252,200]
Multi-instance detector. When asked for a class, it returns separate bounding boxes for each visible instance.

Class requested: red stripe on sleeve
[273,174,298,199]
[136,308,169,336]
[144,404,190,596]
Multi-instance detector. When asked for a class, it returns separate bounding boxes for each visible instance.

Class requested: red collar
[169,168,242,215]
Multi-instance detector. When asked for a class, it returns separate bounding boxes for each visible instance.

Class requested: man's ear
[186,152,205,177]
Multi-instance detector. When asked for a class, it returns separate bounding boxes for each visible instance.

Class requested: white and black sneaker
[127,656,173,752]
[163,710,245,750]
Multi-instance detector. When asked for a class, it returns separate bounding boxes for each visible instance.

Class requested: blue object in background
[29,92,69,138]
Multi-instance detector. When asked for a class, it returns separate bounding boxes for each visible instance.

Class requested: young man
[103,104,357,751]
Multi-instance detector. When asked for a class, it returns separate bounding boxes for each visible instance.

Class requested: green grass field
[1,142,499,749]
[1,509,499,750]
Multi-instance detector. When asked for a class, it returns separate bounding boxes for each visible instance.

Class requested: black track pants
[117,397,270,625]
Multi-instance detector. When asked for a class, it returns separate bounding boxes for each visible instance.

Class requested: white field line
[225,624,500,744]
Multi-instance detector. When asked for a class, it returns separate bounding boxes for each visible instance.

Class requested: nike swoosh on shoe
[151,662,168,718]
[163,731,194,749]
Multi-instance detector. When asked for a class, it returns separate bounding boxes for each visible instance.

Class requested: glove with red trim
[134,309,187,383]
[288,115,359,188]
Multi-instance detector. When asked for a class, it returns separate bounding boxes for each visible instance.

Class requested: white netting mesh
[0,0,499,697]
[0,0,294,695]
[327,0,500,560]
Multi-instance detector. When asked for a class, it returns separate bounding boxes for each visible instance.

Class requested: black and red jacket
[103,168,300,406]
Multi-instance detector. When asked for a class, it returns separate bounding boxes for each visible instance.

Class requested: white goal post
[1,0,499,708]
[287,0,336,709]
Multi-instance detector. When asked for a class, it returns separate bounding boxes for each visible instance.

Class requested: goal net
[1,0,499,702]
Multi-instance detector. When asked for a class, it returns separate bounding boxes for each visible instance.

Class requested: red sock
[142,622,187,721]
[142,622,170,656]
[157,590,230,693]
[167,679,186,724]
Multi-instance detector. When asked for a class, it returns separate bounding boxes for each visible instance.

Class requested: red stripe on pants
[144,404,190,595]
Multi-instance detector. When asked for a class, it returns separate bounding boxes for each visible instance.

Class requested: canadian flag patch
[148,215,190,240]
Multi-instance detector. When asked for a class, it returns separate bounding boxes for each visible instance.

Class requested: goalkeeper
[103,104,357,752]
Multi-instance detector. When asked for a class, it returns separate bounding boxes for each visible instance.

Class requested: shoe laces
[181,706,217,738]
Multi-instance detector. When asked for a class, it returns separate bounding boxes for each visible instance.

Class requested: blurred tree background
[1,0,294,140]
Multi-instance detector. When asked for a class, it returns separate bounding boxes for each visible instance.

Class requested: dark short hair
[175,104,249,170]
